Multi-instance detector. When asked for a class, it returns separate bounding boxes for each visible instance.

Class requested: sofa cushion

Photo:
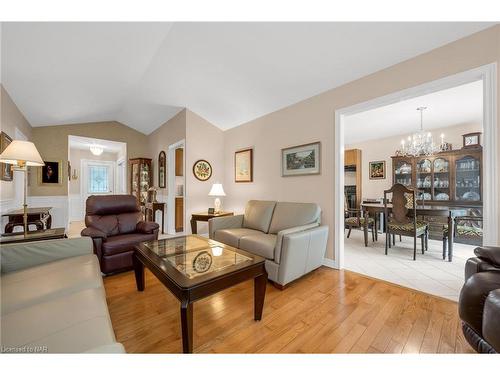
[1,287,116,353]
[86,215,120,237]
[214,228,262,248]
[243,200,277,233]
[239,233,277,260]
[268,202,320,234]
[1,254,101,315]
[102,232,157,256]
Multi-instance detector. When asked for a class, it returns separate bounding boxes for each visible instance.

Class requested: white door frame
[334,63,498,269]
[167,139,186,235]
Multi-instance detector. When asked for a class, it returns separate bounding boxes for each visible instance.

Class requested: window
[88,165,110,193]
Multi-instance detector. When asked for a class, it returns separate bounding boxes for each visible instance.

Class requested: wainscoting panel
[27,195,69,230]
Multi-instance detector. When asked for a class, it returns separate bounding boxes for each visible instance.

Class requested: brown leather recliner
[81,195,159,274]
[459,246,500,353]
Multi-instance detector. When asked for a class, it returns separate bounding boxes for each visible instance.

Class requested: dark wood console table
[145,202,165,234]
[190,211,233,234]
[2,207,52,233]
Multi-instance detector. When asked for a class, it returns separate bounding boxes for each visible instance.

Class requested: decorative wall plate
[192,159,212,181]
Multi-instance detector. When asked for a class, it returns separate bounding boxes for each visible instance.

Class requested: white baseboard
[322,257,339,269]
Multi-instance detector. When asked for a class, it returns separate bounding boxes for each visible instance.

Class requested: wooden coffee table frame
[133,236,267,353]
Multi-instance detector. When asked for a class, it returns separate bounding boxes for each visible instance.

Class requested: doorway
[68,135,127,223]
[167,139,185,235]
[334,64,497,301]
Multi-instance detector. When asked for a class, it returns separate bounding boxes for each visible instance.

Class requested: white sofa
[209,200,329,287]
[0,237,124,353]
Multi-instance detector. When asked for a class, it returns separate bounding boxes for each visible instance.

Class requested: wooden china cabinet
[129,158,153,205]
[391,146,482,240]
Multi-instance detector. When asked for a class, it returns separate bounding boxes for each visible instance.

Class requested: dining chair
[345,195,376,247]
[384,183,429,260]
[442,215,483,260]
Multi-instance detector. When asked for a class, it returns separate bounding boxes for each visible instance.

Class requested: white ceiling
[1,22,495,134]
[344,80,483,144]
[68,135,125,154]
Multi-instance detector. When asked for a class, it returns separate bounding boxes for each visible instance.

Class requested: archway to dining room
[334,64,497,302]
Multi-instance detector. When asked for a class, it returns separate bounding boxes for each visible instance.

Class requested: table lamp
[0,140,44,236]
[208,183,226,214]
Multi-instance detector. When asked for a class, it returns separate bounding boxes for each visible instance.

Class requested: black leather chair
[459,246,500,353]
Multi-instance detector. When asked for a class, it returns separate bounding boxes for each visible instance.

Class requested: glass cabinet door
[394,160,412,187]
[139,163,150,204]
[432,157,450,201]
[132,163,139,198]
[416,159,432,201]
[455,155,481,202]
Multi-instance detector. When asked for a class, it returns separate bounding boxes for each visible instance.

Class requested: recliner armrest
[81,227,107,239]
[459,271,500,337]
[474,246,500,268]
[136,221,160,234]
[208,214,244,239]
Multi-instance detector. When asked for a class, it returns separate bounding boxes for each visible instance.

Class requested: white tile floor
[344,228,476,301]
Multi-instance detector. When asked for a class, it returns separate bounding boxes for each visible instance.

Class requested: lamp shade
[0,140,44,166]
[208,183,226,197]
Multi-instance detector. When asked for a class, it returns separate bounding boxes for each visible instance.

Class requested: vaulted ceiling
[1,22,495,134]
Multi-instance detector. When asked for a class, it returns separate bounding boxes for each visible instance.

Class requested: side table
[190,211,234,234]
[145,202,165,234]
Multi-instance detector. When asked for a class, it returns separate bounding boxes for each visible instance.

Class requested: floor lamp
[0,140,44,236]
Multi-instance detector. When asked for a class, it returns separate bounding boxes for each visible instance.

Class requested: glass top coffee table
[133,235,267,353]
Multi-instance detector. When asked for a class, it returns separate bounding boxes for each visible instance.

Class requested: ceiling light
[89,144,104,156]
[398,107,440,157]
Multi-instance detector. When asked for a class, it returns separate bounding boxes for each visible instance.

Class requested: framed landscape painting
[234,148,253,182]
[281,142,320,177]
[369,160,386,180]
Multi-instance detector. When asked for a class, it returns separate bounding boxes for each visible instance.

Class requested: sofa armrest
[208,214,244,239]
[274,223,319,263]
[81,227,107,239]
[84,343,126,353]
[136,221,160,234]
[275,225,329,286]
[1,237,93,274]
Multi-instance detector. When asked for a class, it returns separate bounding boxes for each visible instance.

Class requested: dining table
[360,203,458,261]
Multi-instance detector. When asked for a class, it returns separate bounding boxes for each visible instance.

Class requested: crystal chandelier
[398,107,440,157]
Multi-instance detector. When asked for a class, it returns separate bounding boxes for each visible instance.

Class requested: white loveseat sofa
[1,237,124,353]
[209,200,329,287]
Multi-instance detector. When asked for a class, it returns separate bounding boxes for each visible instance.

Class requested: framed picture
[234,148,253,182]
[192,159,212,181]
[38,160,62,185]
[281,142,320,177]
[369,160,386,180]
[0,131,13,181]
[158,151,166,188]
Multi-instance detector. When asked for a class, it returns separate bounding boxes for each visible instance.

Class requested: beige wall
[31,121,149,196]
[0,85,33,201]
[185,109,225,234]
[68,149,119,195]
[223,25,500,259]
[347,122,483,201]
[146,109,186,198]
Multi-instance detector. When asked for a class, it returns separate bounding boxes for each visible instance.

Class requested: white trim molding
[334,63,498,269]
[322,257,338,269]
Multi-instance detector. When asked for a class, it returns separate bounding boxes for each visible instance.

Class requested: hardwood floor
[103,266,474,353]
